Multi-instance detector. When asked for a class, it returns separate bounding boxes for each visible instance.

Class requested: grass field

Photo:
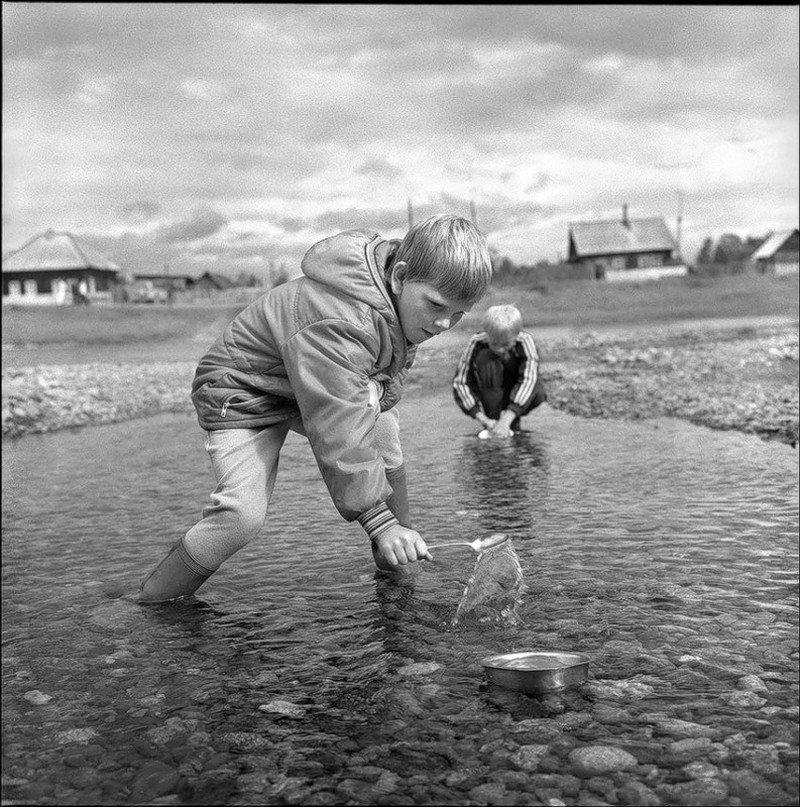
[2,272,797,348]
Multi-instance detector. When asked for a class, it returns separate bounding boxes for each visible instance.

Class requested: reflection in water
[454,428,550,536]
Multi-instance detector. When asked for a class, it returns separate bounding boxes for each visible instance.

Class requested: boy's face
[487,329,518,357]
[390,262,470,344]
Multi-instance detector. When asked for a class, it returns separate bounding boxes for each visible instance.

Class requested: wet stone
[737,674,769,692]
[590,704,628,724]
[396,661,442,676]
[55,728,100,745]
[718,690,767,708]
[128,759,180,802]
[258,699,306,718]
[668,737,712,756]
[569,746,639,777]
[641,715,720,740]
[510,744,550,771]
[585,679,654,699]
[511,719,562,743]
[468,781,507,804]
[682,761,721,779]
[23,689,52,705]
[617,781,661,806]
[585,776,617,801]
[657,778,729,806]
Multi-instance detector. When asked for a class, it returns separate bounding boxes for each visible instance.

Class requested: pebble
[3,327,796,445]
[585,679,654,699]
[510,744,550,771]
[396,661,442,677]
[569,746,639,777]
[23,690,52,705]
[718,690,768,708]
[258,699,306,718]
[54,728,100,744]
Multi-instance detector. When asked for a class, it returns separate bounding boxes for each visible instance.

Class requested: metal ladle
[427,533,509,553]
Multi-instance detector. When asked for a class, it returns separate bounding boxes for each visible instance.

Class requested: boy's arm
[280,317,427,566]
[505,332,540,416]
[452,334,487,421]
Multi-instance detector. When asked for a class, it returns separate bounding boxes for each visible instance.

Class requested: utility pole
[469,200,478,228]
[676,190,684,263]
[407,199,414,230]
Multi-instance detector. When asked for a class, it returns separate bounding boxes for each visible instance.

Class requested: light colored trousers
[183,407,403,570]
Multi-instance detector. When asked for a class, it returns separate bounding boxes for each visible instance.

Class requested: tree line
[694,233,767,265]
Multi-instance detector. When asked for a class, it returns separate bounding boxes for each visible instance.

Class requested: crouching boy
[139,214,492,602]
[452,304,546,438]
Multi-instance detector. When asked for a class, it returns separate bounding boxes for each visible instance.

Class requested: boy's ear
[389,261,407,295]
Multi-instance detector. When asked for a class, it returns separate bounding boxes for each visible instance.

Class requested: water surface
[2,395,798,805]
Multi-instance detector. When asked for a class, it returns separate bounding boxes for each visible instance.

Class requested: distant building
[568,205,685,282]
[191,271,237,294]
[2,229,120,305]
[749,229,799,275]
[133,272,194,292]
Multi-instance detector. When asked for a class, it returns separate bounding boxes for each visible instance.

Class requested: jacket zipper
[220,393,270,418]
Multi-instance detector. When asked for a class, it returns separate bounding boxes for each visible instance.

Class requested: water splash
[452,540,526,627]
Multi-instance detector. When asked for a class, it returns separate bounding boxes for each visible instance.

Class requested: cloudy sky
[3,3,798,278]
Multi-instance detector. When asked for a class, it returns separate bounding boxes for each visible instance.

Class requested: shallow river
[2,394,798,806]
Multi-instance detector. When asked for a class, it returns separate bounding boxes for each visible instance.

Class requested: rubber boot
[385,465,412,528]
[138,539,214,604]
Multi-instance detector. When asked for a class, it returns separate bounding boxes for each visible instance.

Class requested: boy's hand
[372,526,432,570]
[476,413,497,430]
[489,409,515,438]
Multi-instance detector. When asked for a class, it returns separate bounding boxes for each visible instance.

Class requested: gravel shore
[2,322,798,447]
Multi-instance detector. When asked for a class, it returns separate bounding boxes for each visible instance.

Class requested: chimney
[622,204,630,228]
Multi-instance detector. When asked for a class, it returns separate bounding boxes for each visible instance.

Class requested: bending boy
[452,304,546,438]
[139,215,492,603]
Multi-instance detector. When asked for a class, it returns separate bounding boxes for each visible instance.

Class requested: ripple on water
[2,404,798,805]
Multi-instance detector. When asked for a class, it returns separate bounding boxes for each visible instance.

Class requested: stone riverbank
[2,322,798,447]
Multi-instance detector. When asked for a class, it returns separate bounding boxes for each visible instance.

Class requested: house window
[23,279,37,296]
[8,280,21,296]
[610,257,626,271]
[637,254,664,269]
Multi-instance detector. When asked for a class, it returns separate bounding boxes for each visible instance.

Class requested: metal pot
[481,650,590,693]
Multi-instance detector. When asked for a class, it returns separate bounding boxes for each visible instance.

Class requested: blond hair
[483,304,522,339]
[392,214,492,305]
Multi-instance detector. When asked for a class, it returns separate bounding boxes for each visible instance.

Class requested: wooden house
[749,229,799,275]
[568,205,685,281]
[2,229,120,305]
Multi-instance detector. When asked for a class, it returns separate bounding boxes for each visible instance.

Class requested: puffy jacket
[191,230,415,521]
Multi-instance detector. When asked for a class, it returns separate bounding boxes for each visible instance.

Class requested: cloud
[2,4,797,270]
[152,207,228,245]
[118,201,161,225]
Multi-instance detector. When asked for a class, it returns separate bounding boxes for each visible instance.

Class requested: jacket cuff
[357,502,399,540]
[506,402,524,416]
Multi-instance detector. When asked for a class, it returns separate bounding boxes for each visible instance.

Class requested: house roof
[569,217,676,257]
[195,271,236,289]
[750,229,799,260]
[2,229,120,273]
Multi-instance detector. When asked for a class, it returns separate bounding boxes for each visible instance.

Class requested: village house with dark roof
[568,205,684,281]
[2,229,121,305]
[749,228,799,275]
